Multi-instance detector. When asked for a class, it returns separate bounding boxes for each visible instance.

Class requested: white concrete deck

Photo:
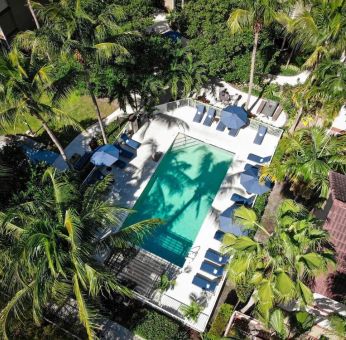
[199,81,287,128]
[107,105,282,331]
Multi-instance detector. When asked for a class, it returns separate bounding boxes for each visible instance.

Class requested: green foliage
[133,310,188,340]
[294,311,315,334]
[252,192,270,219]
[328,313,346,337]
[279,64,301,76]
[157,273,176,293]
[179,0,279,84]
[207,304,233,339]
[223,199,335,325]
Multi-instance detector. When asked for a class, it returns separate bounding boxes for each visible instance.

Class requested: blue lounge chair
[120,134,141,150]
[200,261,224,277]
[254,125,267,145]
[247,153,271,164]
[192,274,218,292]
[193,104,206,123]
[231,193,255,206]
[203,108,216,126]
[205,249,228,265]
[114,143,134,159]
[214,230,225,241]
[228,128,240,137]
[216,120,226,131]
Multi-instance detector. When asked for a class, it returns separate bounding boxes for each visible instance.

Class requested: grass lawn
[0,91,117,147]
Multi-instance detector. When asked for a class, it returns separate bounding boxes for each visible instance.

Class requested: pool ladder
[186,245,200,260]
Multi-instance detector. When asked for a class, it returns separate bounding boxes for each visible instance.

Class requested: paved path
[270,70,310,86]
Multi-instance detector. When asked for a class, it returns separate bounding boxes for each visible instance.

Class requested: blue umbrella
[220,105,248,129]
[91,144,120,167]
[163,30,182,42]
[219,204,247,236]
[240,172,272,195]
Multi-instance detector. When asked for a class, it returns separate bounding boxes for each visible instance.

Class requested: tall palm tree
[222,200,335,325]
[227,0,286,109]
[261,127,346,199]
[286,0,346,70]
[22,0,136,145]
[27,0,40,29]
[0,51,78,168]
[0,168,161,339]
[167,51,207,100]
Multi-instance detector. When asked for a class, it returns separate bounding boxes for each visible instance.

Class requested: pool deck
[106,104,282,331]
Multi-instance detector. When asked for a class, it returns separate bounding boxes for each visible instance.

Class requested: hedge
[133,309,189,340]
[207,304,233,339]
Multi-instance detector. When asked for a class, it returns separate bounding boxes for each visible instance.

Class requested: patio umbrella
[219,204,247,236]
[220,105,248,129]
[90,144,120,167]
[240,172,272,195]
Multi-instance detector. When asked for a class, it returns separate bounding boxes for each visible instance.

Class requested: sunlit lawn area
[0,91,117,147]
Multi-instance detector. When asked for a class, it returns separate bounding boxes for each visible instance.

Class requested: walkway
[270,70,310,86]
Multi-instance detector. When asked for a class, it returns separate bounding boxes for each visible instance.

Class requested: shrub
[253,192,270,219]
[207,304,233,339]
[133,309,189,340]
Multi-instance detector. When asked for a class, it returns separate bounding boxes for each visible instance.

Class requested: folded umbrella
[240,172,272,195]
[219,204,246,236]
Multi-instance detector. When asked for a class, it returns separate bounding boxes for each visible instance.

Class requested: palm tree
[0,168,161,339]
[227,0,286,109]
[222,200,335,325]
[262,127,346,199]
[27,0,40,29]
[19,0,136,145]
[167,51,207,100]
[180,293,207,322]
[286,0,346,70]
[0,51,78,168]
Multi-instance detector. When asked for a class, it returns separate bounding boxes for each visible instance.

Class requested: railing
[133,291,210,332]
[155,98,283,137]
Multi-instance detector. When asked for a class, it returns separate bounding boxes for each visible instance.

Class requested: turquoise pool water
[123,134,233,267]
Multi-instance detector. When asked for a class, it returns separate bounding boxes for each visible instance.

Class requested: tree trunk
[34,113,72,169]
[280,35,287,52]
[240,295,256,314]
[88,85,108,145]
[246,28,260,110]
[286,45,295,67]
[289,106,303,134]
[27,0,40,29]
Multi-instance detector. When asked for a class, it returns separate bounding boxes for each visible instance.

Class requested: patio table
[262,100,278,117]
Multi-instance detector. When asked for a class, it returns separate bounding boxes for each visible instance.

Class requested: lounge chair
[254,125,267,145]
[201,261,224,277]
[247,153,271,164]
[228,128,240,137]
[205,249,228,265]
[192,274,218,292]
[216,120,226,131]
[256,100,266,114]
[193,104,206,123]
[230,193,255,206]
[214,230,225,241]
[85,168,105,185]
[114,143,134,159]
[120,134,141,150]
[203,107,216,126]
[272,105,283,121]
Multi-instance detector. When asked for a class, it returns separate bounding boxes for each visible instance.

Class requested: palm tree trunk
[240,295,256,314]
[289,106,303,134]
[286,45,295,67]
[246,28,260,110]
[27,0,40,29]
[88,85,108,145]
[34,113,72,169]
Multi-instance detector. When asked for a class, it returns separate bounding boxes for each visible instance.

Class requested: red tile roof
[329,171,346,203]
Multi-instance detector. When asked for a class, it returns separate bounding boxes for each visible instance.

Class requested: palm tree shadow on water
[125,145,233,266]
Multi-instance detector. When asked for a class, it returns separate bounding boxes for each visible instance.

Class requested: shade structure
[219,204,247,236]
[220,105,248,129]
[240,172,272,195]
[91,144,120,167]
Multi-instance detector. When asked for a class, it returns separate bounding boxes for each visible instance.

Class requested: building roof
[329,171,346,203]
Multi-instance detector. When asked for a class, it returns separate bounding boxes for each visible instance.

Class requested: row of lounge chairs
[257,100,282,121]
[192,248,229,292]
[192,104,268,145]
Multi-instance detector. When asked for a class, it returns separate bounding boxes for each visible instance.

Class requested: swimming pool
[123,134,233,267]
